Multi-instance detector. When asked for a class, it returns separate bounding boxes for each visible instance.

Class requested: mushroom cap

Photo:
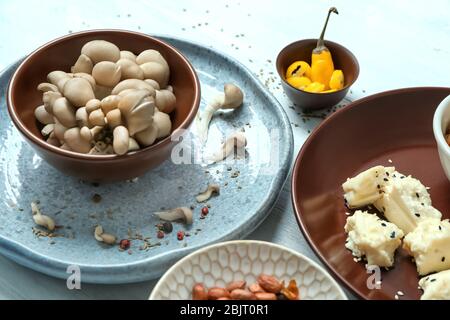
[63,77,95,107]
[155,89,176,114]
[140,62,170,88]
[134,125,158,147]
[111,79,156,96]
[120,50,137,62]
[136,49,169,68]
[222,83,244,109]
[92,61,122,87]
[113,125,130,155]
[64,127,92,153]
[34,105,54,125]
[153,111,172,139]
[52,97,77,128]
[42,91,62,114]
[116,58,144,80]
[117,89,151,116]
[71,54,93,74]
[154,207,193,225]
[81,40,120,64]
[127,100,155,136]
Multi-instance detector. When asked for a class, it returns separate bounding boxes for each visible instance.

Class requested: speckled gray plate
[0,36,293,284]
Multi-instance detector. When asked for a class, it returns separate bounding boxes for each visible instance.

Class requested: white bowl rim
[149,240,348,300]
[433,94,450,157]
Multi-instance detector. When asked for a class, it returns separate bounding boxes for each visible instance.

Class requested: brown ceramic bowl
[291,87,450,299]
[7,29,200,182]
[276,39,359,110]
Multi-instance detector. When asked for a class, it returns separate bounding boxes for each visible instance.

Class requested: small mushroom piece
[117,89,151,116]
[80,126,92,141]
[34,105,54,124]
[198,83,244,143]
[136,49,169,68]
[128,137,140,151]
[113,125,129,155]
[153,111,172,138]
[75,107,90,128]
[53,119,68,142]
[100,95,121,114]
[92,61,122,87]
[211,131,247,163]
[42,91,62,114]
[127,101,155,136]
[73,72,96,89]
[90,126,104,140]
[94,85,112,100]
[94,225,116,245]
[139,62,170,88]
[63,78,95,107]
[166,85,173,93]
[64,127,92,153]
[37,82,59,93]
[88,109,106,127]
[31,202,55,231]
[52,97,77,127]
[155,89,176,114]
[120,50,136,62]
[85,99,101,113]
[111,79,155,96]
[81,40,120,63]
[134,125,158,147]
[144,79,160,90]
[154,207,193,225]
[196,184,220,203]
[89,141,113,155]
[106,109,122,129]
[116,58,144,80]
[41,124,55,137]
[71,54,93,74]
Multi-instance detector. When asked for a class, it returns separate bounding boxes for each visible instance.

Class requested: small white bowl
[149,240,347,300]
[433,94,450,181]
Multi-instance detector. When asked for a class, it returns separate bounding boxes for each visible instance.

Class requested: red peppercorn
[157,230,165,239]
[119,239,131,250]
[201,206,209,216]
[177,231,185,241]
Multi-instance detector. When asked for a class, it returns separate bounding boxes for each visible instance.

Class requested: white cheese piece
[419,269,450,300]
[374,174,441,234]
[403,219,450,275]
[344,210,404,267]
[342,166,396,208]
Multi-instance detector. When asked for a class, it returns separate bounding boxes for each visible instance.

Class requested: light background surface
[0,0,449,299]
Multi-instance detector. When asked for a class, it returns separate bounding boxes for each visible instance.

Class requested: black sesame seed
[415,213,421,217]
[439,226,442,231]
[381,223,387,227]
[386,172,390,176]
[383,178,389,182]
[442,257,446,262]
[377,184,381,189]
[382,207,386,211]
[401,176,406,179]
[390,231,396,239]
[421,203,425,206]
[415,192,420,198]
[430,279,436,282]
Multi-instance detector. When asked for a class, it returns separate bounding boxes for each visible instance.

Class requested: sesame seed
[383,178,389,182]
[345,212,351,216]
[415,213,421,217]
[397,291,404,296]
[442,257,446,262]
[439,226,442,231]
[390,231,396,239]
[430,279,436,282]
[381,223,387,227]
[394,294,399,300]
[415,192,420,198]
[388,159,393,163]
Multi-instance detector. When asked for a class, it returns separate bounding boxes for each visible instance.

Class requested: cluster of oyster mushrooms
[34,40,176,155]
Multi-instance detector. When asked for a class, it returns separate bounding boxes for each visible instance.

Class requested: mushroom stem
[196,184,220,203]
[154,207,193,225]
[31,202,55,231]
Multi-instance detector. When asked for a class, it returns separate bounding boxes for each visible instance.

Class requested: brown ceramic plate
[292,87,450,300]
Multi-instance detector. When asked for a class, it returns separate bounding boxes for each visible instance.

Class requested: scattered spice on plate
[201,206,209,217]
[119,239,131,250]
[177,231,185,241]
[92,193,102,203]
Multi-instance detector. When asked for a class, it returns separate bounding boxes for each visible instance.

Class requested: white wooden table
[0,0,449,299]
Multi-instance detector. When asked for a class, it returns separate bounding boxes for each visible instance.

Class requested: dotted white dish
[149,240,347,300]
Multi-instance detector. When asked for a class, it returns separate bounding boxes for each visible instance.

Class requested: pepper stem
[316,7,339,50]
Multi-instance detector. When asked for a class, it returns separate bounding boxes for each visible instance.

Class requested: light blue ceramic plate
[0,36,293,284]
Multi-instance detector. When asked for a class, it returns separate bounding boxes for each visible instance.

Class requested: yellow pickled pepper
[311,7,339,90]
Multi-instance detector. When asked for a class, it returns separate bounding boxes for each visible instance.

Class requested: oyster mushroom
[92,61,121,87]
[197,83,244,143]
[117,89,151,116]
[196,184,220,203]
[211,131,247,163]
[94,225,116,245]
[64,127,92,153]
[153,111,171,139]
[42,91,62,114]
[52,97,77,128]
[155,89,176,114]
[73,72,96,89]
[85,99,101,113]
[81,40,120,63]
[113,125,129,155]
[154,207,193,225]
[53,119,68,142]
[100,95,121,114]
[105,109,122,129]
[120,50,137,62]
[71,54,93,74]
[37,82,59,93]
[116,58,144,80]
[127,100,155,136]
[134,125,158,147]
[63,77,95,107]
[136,49,169,68]
[75,107,90,128]
[34,105,54,125]
[41,124,55,137]
[31,202,55,231]
[88,108,106,127]
[139,62,170,88]
[128,137,140,151]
